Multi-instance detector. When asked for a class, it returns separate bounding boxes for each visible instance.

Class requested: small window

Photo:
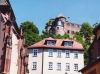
[71,31,74,34]
[47,41,55,46]
[57,50,62,57]
[33,49,38,57]
[32,62,37,70]
[48,49,53,57]
[74,64,78,71]
[57,63,61,70]
[64,42,72,46]
[65,50,70,58]
[48,62,53,70]
[76,25,79,28]
[64,42,69,46]
[57,27,59,30]
[74,51,78,58]
[67,30,70,33]
[66,63,70,71]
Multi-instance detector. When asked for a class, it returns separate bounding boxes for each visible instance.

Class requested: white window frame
[32,62,37,70]
[64,42,72,46]
[57,50,62,57]
[57,63,61,70]
[48,49,53,57]
[47,41,55,46]
[65,50,70,58]
[33,49,38,57]
[66,63,70,71]
[64,42,69,46]
[74,64,78,71]
[48,62,53,70]
[74,51,78,58]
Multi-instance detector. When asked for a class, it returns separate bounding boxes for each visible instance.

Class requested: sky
[10,0,100,34]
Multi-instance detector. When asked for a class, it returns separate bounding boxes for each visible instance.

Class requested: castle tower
[52,14,66,36]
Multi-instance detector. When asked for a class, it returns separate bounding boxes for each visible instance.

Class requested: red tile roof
[28,37,84,50]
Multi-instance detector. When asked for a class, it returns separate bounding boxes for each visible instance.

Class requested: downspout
[42,49,44,74]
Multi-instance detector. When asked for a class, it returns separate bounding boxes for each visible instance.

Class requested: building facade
[28,37,84,74]
[46,14,81,38]
[79,23,100,74]
[0,0,29,74]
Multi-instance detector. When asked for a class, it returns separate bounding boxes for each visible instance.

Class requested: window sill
[65,57,70,58]
[65,69,70,71]
[57,69,61,71]
[74,57,78,59]
[32,69,37,70]
[48,69,53,70]
[48,56,53,57]
[74,70,78,71]
[32,56,37,57]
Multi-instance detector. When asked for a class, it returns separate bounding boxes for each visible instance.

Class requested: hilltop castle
[46,14,81,38]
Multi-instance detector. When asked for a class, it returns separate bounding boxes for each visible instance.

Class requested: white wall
[28,49,84,74]
[28,49,43,74]
[10,31,19,74]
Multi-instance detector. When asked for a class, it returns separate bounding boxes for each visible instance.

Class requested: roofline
[28,46,84,51]
[79,57,100,72]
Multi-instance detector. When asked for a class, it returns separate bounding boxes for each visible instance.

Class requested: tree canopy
[21,21,41,46]
[74,22,93,65]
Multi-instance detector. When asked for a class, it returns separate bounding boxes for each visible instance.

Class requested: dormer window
[47,41,55,46]
[64,42,73,46]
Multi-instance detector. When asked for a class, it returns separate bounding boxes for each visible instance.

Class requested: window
[47,41,55,46]
[74,64,78,71]
[33,49,38,56]
[68,42,73,46]
[71,31,74,34]
[48,62,53,70]
[57,27,59,30]
[64,42,69,46]
[48,49,53,57]
[57,50,62,57]
[57,63,61,70]
[74,51,78,58]
[76,25,80,28]
[64,42,73,46]
[67,30,70,33]
[65,50,70,58]
[32,62,37,70]
[66,63,70,71]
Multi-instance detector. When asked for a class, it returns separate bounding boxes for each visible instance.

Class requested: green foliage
[41,30,70,39]
[21,21,41,46]
[74,22,93,65]
[46,20,54,25]
[80,22,93,45]
[92,22,99,28]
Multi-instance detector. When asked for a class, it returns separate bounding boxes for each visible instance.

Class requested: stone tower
[46,13,81,38]
[52,14,66,35]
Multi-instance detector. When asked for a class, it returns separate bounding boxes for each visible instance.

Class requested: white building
[28,37,84,74]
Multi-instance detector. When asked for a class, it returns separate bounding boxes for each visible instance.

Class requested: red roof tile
[28,37,84,50]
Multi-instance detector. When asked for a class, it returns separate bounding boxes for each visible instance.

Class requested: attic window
[47,41,55,46]
[64,42,73,46]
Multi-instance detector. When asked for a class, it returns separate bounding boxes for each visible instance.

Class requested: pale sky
[10,0,100,34]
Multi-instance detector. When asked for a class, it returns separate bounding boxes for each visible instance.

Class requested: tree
[92,22,99,28]
[80,22,93,45]
[21,21,41,46]
[74,22,93,65]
